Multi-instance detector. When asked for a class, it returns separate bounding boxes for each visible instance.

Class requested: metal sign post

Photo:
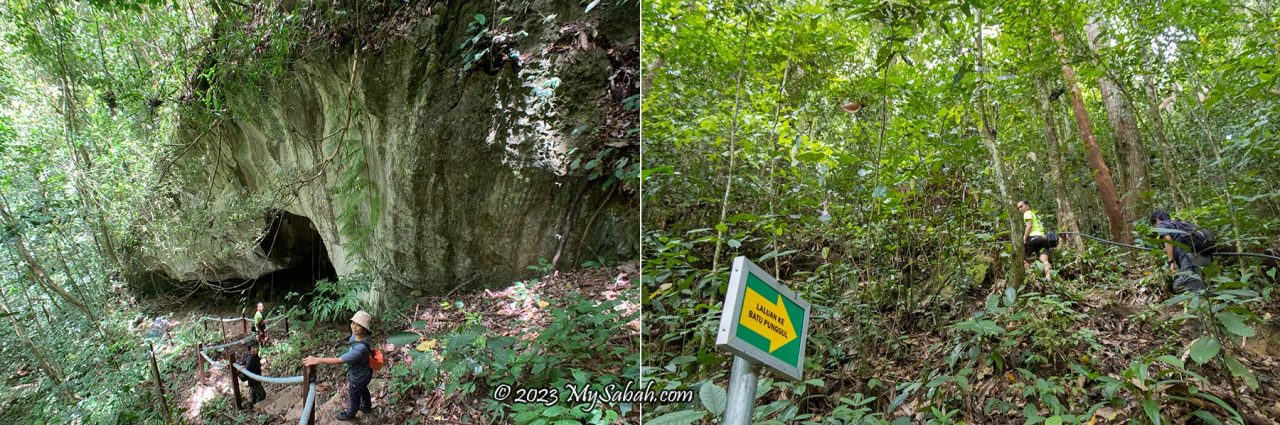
[722,356,759,425]
[716,256,811,425]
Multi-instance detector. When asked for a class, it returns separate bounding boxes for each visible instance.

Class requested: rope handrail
[1060,232,1280,261]
[204,334,256,351]
[201,316,246,323]
[299,383,318,425]
[195,313,316,422]
[202,313,290,323]
[232,363,305,385]
[200,337,303,385]
[201,348,227,369]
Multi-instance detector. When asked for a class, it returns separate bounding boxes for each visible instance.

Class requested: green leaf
[1191,410,1223,425]
[645,410,705,425]
[951,320,1004,336]
[385,331,422,346]
[639,165,674,180]
[514,410,541,422]
[1044,416,1063,425]
[700,382,727,416]
[543,406,567,417]
[1216,312,1255,337]
[1188,337,1221,364]
[1223,355,1258,389]
[475,14,486,25]
[1155,355,1184,369]
[759,250,797,262]
[1195,392,1243,423]
[1142,399,1162,425]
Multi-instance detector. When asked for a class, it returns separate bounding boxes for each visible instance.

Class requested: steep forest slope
[641,0,1280,423]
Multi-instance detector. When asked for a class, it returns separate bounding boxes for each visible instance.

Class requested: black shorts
[1025,236,1051,257]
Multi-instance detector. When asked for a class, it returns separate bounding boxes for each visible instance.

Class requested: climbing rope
[966,231,1280,262]
[201,315,288,323]
[1058,232,1149,251]
[1060,232,1280,261]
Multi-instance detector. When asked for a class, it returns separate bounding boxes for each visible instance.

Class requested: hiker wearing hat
[303,311,375,421]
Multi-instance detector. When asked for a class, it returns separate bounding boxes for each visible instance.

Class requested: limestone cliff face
[130,0,638,298]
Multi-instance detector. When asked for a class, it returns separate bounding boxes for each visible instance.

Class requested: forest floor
[146,263,639,424]
[869,270,1280,424]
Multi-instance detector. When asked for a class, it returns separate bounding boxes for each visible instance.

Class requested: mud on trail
[164,263,638,424]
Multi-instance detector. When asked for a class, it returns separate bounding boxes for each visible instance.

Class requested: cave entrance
[255,211,337,299]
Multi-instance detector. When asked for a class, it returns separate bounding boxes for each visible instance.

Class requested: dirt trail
[174,263,638,423]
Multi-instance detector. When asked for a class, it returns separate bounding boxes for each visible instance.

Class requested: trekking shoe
[360,406,373,414]
[336,412,356,421]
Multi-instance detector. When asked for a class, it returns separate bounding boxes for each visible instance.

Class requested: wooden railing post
[306,365,317,424]
[220,320,226,340]
[284,315,290,334]
[197,342,205,383]
[242,315,248,335]
[301,362,312,401]
[228,352,242,409]
[148,343,173,424]
[203,319,208,332]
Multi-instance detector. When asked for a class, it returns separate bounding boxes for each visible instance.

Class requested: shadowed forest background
[641,0,1280,423]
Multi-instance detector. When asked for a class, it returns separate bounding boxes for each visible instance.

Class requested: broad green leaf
[385,331,422,346]
[700,382,727,416]
[1216,312,1255,337]
[1155,355,1184,369]
[1188,337,1221,364]
[1141,399,1162,425]
[1191,410,1223,425]
[1223,355,1258,389]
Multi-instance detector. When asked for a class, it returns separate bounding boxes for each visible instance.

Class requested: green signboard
[716,256,810,380]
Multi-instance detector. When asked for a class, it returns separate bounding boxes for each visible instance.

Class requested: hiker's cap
[351,310,373,330]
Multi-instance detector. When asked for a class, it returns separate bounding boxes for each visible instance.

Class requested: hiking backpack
[1165,220,1217,254]
[355,341,385,372]
[1046,232,1060,248]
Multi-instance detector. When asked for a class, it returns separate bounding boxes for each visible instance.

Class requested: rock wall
[130,0,638,299]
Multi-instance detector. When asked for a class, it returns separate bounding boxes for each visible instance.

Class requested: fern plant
[300,274,368,324]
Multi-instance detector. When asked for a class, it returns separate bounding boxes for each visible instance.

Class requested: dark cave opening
[253,210,338,299]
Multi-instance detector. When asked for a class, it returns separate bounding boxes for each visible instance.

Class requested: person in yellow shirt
[1017,200,1052,279]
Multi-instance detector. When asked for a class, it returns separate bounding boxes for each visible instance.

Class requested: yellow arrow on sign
[739,287,797,352]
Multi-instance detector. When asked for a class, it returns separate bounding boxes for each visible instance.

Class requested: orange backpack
[356,341,384,372]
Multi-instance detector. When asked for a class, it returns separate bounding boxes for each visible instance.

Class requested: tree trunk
[0,287,64,383]
[1036,77,1084,252]
[710,18,753,279]
[18,284,49,336]
[0,196,96,319]
[1055,31,1129,243]
[976,14,1024,289]
[1143,74,1185,210]
[1085,18,1150,225]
